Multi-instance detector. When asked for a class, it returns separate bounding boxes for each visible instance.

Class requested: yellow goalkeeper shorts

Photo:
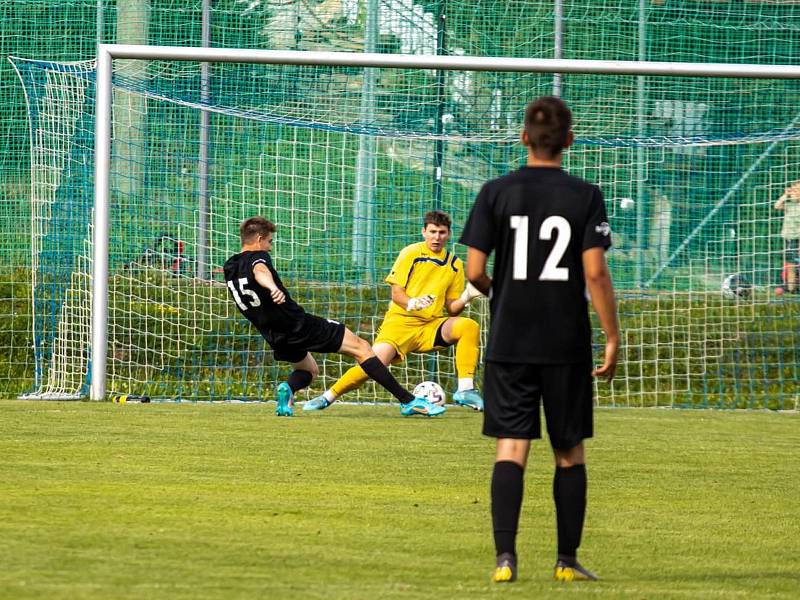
[374,315,450,363]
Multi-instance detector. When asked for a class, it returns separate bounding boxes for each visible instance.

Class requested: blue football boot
[302,395,331,412]
[452,389,484,411]
[275,382,294,417]
[399,397,446,417]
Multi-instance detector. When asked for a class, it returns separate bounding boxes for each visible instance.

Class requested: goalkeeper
[305,210,485,412]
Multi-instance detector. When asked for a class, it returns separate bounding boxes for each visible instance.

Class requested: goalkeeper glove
[406,294,435,311]
[459,282,485,305]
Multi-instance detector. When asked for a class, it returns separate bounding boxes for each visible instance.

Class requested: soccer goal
[11,46,800,408]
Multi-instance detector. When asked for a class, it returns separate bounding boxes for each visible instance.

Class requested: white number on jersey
[509,215,572,281]
[227,277,262,310]
[509,215,529,280]
[538,216,571,281]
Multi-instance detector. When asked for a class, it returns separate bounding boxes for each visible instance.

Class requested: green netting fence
[1,1,798,408]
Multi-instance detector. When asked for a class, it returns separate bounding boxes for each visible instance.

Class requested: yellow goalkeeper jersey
[384,242,465,322]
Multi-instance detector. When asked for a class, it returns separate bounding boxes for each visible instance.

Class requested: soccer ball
[722,273,751,300]
[619,197,635,212]
[412,381,446,406]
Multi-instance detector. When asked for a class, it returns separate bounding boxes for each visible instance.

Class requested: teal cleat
[275,382,294,417]
[400,397,446,417]
[452,389,484,411]
[302,395,331,412]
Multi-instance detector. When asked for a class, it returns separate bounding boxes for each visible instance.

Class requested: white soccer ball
[412,381,446,406]
[619,197,635,212]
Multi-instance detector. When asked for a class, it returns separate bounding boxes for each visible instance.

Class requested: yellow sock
[329,365,370,398]
[452,317,480,379]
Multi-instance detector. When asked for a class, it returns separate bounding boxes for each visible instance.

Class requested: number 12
[509,215,571,281]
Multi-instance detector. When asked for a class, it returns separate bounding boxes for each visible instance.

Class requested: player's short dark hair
[423,210,451,230]
[240,216,276,244]
[523,96,572,159]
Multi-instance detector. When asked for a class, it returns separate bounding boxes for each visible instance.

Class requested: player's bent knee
[453,317,479,340]
[342,330,373,362]
[356,336,372,355]
[356,349,375,364]
[463,317,479,335]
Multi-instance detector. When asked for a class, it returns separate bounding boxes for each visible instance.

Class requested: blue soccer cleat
[275,382,294,417]
[452,389,484,411]
[400,397,446,417]
[302,395,331,412]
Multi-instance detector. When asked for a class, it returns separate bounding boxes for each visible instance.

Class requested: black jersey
[459,166,611,364]
[223,250,306,336]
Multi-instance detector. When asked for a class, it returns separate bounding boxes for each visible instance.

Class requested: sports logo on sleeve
[594,222,611,237]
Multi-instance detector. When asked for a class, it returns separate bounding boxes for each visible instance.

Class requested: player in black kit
[223,216,445,417]
[459,97,619,583]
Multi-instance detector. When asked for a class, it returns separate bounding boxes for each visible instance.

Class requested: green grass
[0,402,798,599]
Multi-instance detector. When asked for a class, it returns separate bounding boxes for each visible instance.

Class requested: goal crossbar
[102,45,800,78]
[91,44,800,401]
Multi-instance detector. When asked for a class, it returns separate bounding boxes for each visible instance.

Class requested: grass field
[0,401,798,599]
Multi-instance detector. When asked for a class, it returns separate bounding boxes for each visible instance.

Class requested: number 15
[227,277,261,310]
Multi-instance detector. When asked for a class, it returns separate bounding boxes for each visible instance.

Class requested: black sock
[358,356,414,403]
[491,460,524,557]
[553,464,587,559]
[287,369,313,393]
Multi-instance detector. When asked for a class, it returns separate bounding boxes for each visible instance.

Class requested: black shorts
[482,360,593,449]
[266,314,346,363]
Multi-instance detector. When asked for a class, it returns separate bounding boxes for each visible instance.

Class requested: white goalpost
[19,44,800,406]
